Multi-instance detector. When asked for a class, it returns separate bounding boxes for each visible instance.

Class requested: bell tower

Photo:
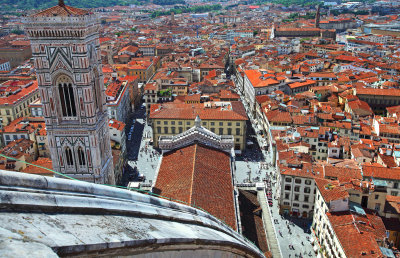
[24,0,115,184]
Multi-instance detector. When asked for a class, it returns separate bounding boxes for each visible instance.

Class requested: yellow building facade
[149,102,248,151]
[0,81,40,127]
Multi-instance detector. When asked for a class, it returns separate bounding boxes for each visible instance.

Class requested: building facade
[0,80,40,128]
[149,102,247,151]
[24,1,114,184]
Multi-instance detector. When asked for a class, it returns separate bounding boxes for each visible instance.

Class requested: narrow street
[122,106,161,187]
[235,85,317,258]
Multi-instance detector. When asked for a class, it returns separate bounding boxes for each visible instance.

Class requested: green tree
[11,29,24,35]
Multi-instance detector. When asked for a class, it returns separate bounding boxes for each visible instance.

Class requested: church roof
[153,143,237,230]
[31,1,89,17]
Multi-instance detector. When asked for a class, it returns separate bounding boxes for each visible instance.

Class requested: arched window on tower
[77,146,86,166]
[57,75,77,118]
[65,147,74,166]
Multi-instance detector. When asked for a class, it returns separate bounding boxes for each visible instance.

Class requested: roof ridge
[189,144,197,205]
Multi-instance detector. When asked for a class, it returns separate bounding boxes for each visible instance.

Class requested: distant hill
[0,0,186,11]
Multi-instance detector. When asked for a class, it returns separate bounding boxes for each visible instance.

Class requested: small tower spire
[315,4,321,28]
[59,0,65,7]
[195,115,201,127]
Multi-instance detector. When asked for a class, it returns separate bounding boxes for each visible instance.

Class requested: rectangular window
[227,128,232,135]
[211,122,215,126]
[171,127,176,134]
[294,194,299,201]
[304,187,311,194]
[211,128,215,133]
[375,194,379,200]
[293,203,299,207]
[179,127,183,133]
[305,180,312,185]
[171,121,175,125]
[285,193,290,199]
[164,127,168,134]
[285,185,291,191]
[178,121,183,125]
[236,128,240,135]
[219,122,223,126]
[236,122,240,126]
[304,195,309,202]
[394,182,399,189]
[228,122,232,126]
[157,127,161,133]
[294,186,300,192]
[219,128,223,135]
[164,121,168,125]
[295,179,302,184]
[186,121,190,125]
[285,177,292,182]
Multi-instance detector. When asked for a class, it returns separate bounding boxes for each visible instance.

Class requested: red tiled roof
[31,4,89,17]
[22,158,53,176]
[219,89,239,100]
[0,80,38,106]
[288,79,316,89]
[362,165,400,181]
[244,70,280,88]
[308,72,337,79]
[327,211,384,257]
[315,178,349,202]
[153,143,237,230]
[378,154,397,168]
[323,165,362,183]
[356,88,400,97]
[150,102,247,121]
[265,109,292,123]
[109,119,125,131]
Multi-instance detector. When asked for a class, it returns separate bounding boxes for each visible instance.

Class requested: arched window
[57,75,77,117]
[65,147,74,166]
[77,146,86,166]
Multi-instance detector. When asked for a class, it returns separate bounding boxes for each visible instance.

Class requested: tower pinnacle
[315,4,321,28]
[59,0,65,7]
[195,115,201,127]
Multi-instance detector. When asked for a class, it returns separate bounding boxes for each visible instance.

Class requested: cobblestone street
[125,107,161,186]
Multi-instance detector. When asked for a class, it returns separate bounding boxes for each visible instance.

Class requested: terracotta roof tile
[154,143,237,230]
[31,4,89,17]
[150,102,247,121]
